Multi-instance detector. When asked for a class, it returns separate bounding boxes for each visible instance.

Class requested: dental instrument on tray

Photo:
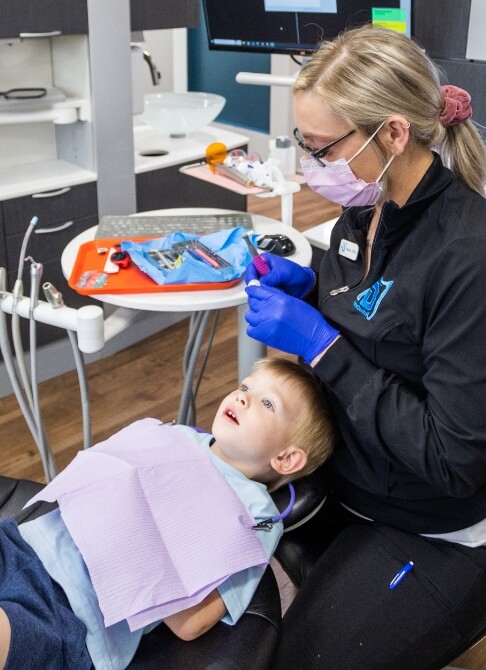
[172,239,232,269]
[201,141,301,228]
[205,142,274,192]
[213,162,264,189]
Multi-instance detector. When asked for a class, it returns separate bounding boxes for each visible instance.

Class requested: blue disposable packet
[121,226,259,285]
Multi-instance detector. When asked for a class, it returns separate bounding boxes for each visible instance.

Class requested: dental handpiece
[243,233,270,278]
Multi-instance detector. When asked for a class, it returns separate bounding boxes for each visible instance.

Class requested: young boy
[0,358,334,670]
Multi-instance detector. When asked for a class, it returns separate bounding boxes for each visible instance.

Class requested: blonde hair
[252,357,335,487]
[294,25,486,196]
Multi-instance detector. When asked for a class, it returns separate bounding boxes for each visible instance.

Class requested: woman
[245,25,486,670]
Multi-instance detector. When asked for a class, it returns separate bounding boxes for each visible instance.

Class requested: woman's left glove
[245,254,315,298]
[245,284,339,364]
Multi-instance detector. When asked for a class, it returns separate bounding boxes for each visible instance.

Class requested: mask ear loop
[348,120,386,164]
[376,154,395,181]
[349,120,399,180]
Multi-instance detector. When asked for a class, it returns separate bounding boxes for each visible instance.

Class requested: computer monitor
[202,0,412,56]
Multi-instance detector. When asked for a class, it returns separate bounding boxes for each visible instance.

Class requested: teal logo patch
[353,277,394,320]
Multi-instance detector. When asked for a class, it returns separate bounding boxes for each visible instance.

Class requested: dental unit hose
[1,214,103,482]
[16,216,38,286]
[12,217,39,418]
[26,257,57,481]
[179,310,221,425]
[0,268,43,464]
[42,282,92,451]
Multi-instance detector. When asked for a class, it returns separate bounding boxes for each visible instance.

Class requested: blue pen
[389,561,414,590]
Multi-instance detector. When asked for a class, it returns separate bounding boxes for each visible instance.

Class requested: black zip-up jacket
[313,154,486,533]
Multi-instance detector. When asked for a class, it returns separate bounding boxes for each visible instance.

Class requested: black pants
[274,497,486,670]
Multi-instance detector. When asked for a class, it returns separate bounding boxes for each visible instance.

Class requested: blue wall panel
[188,8,270,134]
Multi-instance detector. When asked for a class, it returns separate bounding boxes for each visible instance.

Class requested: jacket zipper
[328,207,386,297]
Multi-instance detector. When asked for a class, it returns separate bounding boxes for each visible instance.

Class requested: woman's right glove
[244,254,316,299]
[245,284,339,364]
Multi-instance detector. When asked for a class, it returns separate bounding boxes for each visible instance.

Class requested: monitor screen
[202,0,412,56]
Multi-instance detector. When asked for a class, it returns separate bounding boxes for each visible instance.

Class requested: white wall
[134,30,300,161]
[132,28,188,97]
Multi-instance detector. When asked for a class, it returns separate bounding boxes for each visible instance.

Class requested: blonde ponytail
[437,120,486,196]
[294,25,486,197]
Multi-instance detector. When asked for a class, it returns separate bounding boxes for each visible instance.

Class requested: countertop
[0,123,249,201]
[133,123,249,174]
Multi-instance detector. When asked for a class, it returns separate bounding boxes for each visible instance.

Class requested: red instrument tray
[68,237,242,295]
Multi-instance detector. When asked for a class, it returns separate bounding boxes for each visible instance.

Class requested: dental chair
[0,474,281,670]
[0,463,331,669]
[4,464,485,670]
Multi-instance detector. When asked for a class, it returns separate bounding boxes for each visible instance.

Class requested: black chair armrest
[0,475,56,524]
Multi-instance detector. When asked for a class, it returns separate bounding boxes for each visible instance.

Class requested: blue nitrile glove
[245,284,339,364]
[244,254,316,299]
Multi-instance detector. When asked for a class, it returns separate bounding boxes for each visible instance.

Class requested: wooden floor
[0,185,339,484]
[0,187,484,670]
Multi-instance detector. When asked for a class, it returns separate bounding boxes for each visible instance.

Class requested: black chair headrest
[271,465,329,532]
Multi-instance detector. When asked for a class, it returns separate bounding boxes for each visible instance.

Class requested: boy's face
[211,368,302,483]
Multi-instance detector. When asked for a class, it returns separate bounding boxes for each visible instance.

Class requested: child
[0,358,334,670]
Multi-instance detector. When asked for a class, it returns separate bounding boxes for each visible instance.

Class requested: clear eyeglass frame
[293,127,355,167]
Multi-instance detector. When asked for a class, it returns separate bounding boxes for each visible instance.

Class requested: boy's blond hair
[252,358,335,487]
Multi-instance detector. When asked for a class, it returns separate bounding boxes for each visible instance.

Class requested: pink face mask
[301,122,394,207]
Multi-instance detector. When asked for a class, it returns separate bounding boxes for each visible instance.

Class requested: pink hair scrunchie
[440,85,472,127]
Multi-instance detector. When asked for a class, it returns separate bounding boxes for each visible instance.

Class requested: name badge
[339,239,359,261]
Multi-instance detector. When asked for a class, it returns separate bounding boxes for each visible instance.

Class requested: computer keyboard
[95,212,254,239]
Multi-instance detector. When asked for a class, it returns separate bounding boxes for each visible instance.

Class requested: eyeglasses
[293,127,355,167]
[0,88,47,100]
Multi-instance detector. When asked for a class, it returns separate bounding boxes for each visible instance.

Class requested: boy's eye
[262,399,274,411]
[240,383,249,392]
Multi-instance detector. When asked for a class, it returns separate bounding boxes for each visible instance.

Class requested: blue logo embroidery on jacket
[353,277,394,320]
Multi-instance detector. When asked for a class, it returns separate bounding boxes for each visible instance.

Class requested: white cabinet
[0,35,94,192]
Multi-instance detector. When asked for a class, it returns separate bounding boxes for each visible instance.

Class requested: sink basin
[141,92,226,137]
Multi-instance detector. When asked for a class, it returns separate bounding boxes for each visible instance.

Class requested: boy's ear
[270,446,307,476]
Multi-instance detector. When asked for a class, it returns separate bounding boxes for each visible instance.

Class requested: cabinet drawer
[5,215,98,268]
[2,182,98,237]
[136,158,248,213]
